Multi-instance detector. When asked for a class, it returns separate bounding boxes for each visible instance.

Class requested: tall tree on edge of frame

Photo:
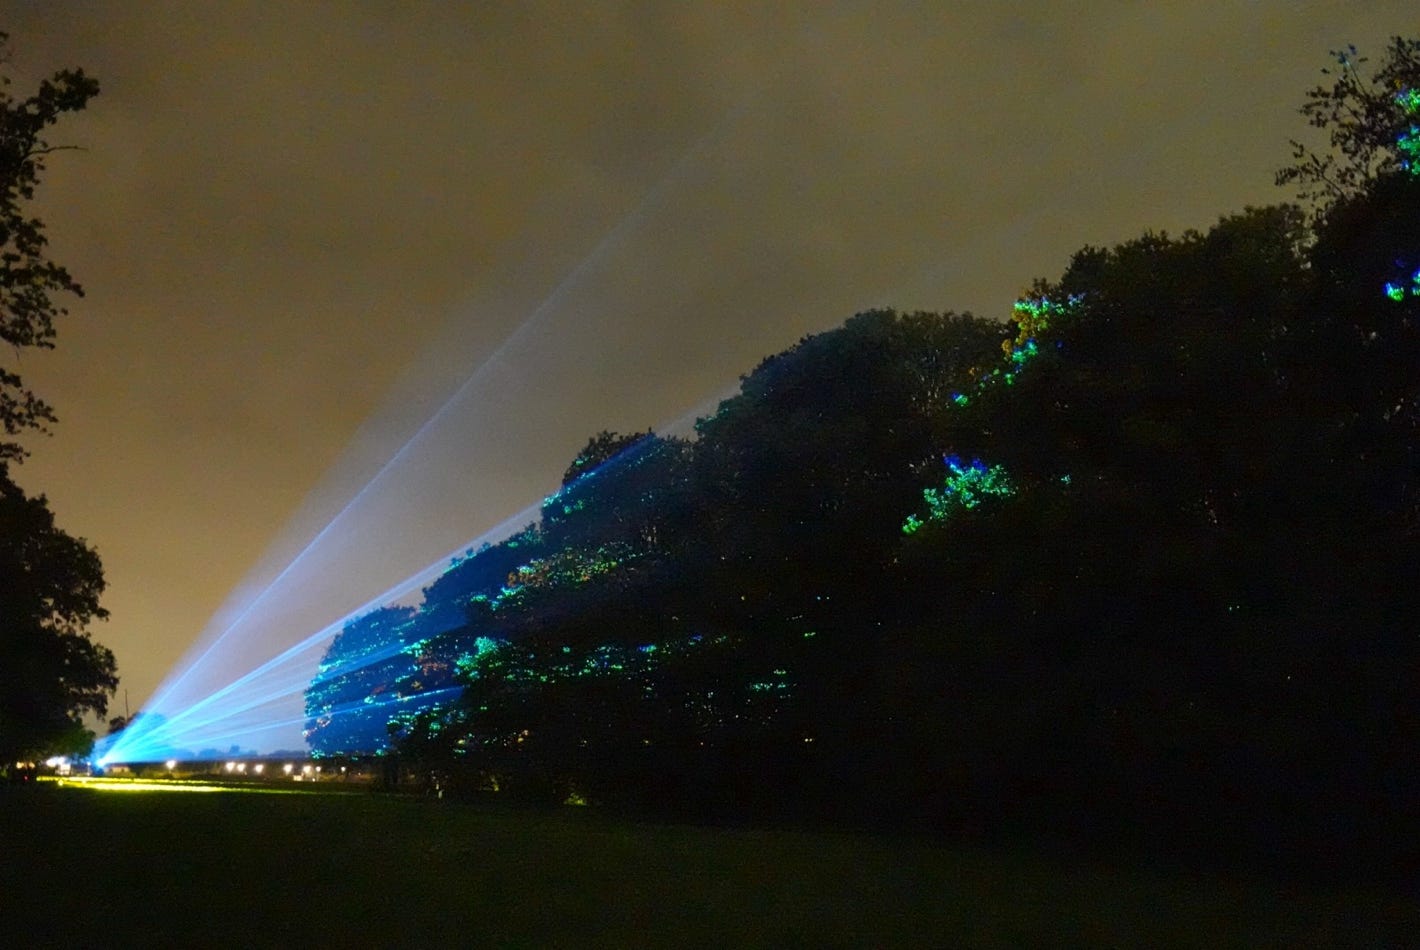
[0,32,115,764]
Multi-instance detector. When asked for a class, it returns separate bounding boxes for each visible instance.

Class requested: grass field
[1,782,1413,948]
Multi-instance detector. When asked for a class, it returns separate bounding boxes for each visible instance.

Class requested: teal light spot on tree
[1383,266,1420,301]
[904,456,1015,532]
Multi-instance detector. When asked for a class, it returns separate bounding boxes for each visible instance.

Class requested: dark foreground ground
[1,782,1413,948]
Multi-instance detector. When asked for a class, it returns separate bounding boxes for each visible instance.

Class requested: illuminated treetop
[1277,36,1420,210]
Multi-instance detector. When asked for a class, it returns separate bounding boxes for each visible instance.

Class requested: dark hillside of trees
[305,37,1420,880]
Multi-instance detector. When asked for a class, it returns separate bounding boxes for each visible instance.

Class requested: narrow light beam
[102,381,739,764]
[139,108,743,727]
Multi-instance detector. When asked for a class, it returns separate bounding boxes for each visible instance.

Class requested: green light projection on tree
[908,293,1079,532]
[903,456,1015,534]
[497,542,639,605]
[1380,90,1419,302]
[1384,267,1420,301]
[1398,87,1420,174]
[452,637,503,678]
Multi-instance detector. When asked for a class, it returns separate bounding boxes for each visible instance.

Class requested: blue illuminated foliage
[386,316,1011,773]
[299,432,685,758]
[1382,265,1420,301]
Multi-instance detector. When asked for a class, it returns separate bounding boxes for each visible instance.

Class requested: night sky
[1,3,1410,737]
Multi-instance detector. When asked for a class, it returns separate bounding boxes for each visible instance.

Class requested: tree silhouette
[0,34,99,462]
[0,474,112,760]
[1277,36,1420,210]
[0,34,112,763]
[337,35,1420,878]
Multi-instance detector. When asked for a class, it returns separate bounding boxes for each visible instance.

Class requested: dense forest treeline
[305,38,1420,876]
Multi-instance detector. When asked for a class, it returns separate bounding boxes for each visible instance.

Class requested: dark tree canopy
[0,474,113,760]
[897,188,1419,860]
[301,36,1420,880]
[0,35,112,763]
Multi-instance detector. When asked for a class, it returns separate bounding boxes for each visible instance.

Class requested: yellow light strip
[43,775,322,795]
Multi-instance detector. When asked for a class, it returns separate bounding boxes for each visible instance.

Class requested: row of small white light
[201,761,349,779]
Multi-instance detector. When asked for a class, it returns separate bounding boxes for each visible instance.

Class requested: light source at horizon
[99,382,735,766]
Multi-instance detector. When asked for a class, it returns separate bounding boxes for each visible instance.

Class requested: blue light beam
[103,380,740,765]
[130,109,744,744]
